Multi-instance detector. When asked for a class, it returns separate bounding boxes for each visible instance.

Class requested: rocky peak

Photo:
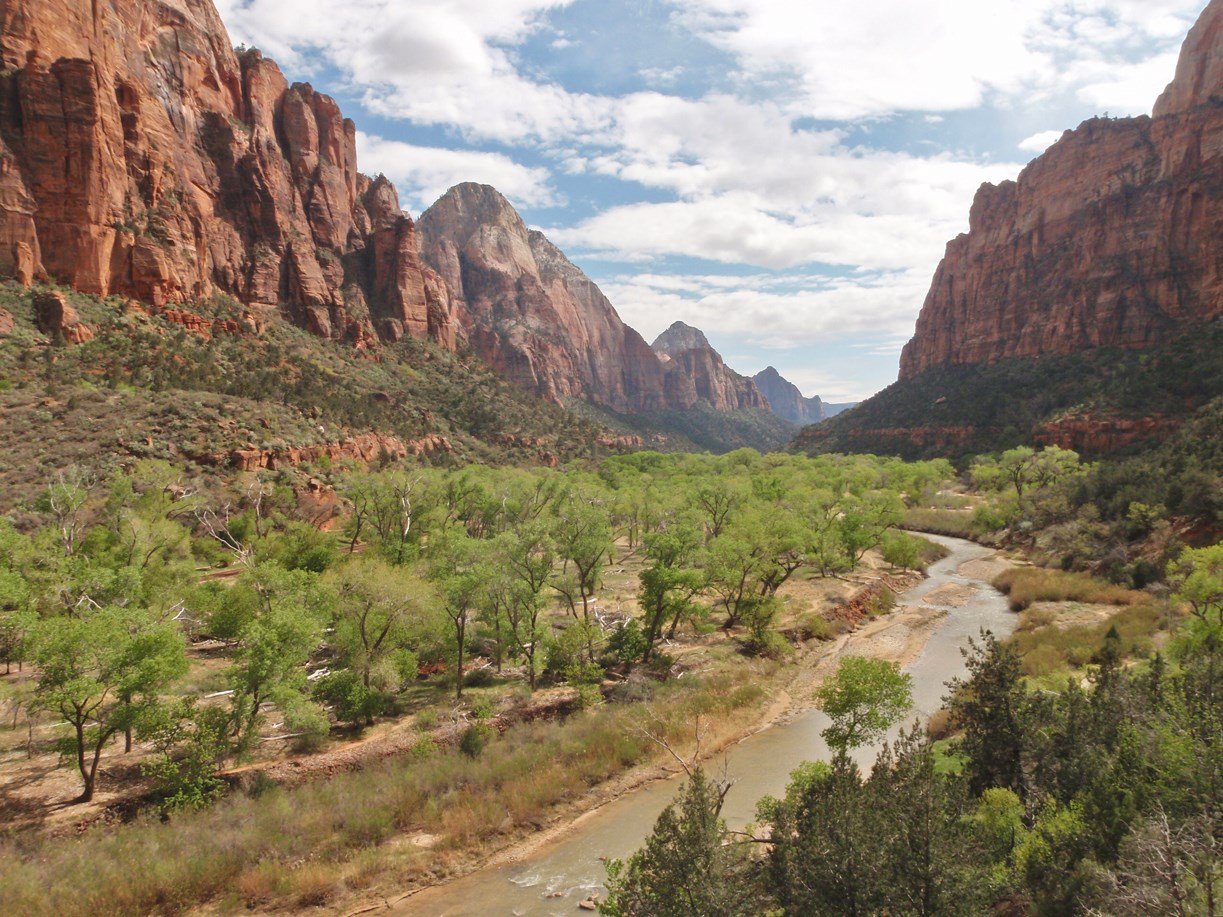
[1153,0,1223,117]
[898,0,1223,380]
[418,183,667,412]
[418,186,770,415]
[651,321,711,359]
[0,0,451,348]
[751,366,826,425]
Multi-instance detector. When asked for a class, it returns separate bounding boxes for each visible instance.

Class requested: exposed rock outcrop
[419,183,669,412]
[1033,413,1182,454]
[0,0,451,348]
[652,321,712,359]
[752,366,827,425]
[196,432,451,472]
[899,0,1223,379]
[649,323,770,412]
[33,290,92,344]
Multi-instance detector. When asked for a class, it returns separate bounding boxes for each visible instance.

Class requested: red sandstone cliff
[418,183,671,412]
[0,0,452,347]
[899,0,1223,379]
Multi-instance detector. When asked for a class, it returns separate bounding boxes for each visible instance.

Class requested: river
[393,534,1015,916]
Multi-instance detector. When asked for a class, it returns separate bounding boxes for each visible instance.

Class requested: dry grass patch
[992,567,1142,612]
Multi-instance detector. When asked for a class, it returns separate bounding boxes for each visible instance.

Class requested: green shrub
[459,722,492,758]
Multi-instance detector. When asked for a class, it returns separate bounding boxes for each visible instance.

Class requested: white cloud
[1075,50,1184,112]
[207,0,1213,400]
[669,0,1202,119]
[601,267,933,349]
[1018,129,1066,153]
[213,0,612,144]
[354,133,559,212]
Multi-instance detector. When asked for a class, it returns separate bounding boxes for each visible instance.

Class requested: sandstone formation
[899,0,1223,379]
[649,322,770,413]
[752,366,826,425]
[0,0,451,347]
[195,432,451,473]
[422,184,701,413]
[33,290,92,344]
[652,321,712,358]
[1033,414,1182,454]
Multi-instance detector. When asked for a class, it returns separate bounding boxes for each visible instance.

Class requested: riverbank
[372,539,1016,916]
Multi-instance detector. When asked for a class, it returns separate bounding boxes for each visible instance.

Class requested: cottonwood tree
[552,494,612,630]
[1170,544,1223,625]
[815,655,912,753]
[32,606,187,802]
[37,467,94,558]
[489,523,554,689]
[328,556,436,724]
[638,524,705,663]
[428,528,484,699]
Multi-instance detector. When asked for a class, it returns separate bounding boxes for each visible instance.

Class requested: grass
[0,667,772,916]
[991,567,1143,611]
[903,507,978,539]
[1010,602,1167,681]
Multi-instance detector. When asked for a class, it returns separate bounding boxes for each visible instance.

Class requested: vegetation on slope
[796,318,1223,460]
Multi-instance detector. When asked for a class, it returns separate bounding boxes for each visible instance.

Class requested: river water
[395,534,1014,916]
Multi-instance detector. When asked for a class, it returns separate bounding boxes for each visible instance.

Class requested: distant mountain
[804,0,1223,458]
[646,322,769,413]
[752,367,826,425]
[823,402,857,419]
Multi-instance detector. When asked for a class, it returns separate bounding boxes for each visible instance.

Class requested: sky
[213,0,1209,403]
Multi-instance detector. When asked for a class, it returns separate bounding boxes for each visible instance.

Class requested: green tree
[815,655,912,753]
[767,752,878,917]
[638,524,705,662]
[328,556,435,723]
[489,523,554,689]
[31,607,187,801]
[1170,544,1223,625]
[552,494,612,631]
[947,631,1032,799]
[428,528,484,699]
[601,769,756,917]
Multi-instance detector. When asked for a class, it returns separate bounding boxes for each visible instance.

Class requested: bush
[459,722,492,758]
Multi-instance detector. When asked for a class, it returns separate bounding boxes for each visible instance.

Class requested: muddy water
[395,534,1014,916]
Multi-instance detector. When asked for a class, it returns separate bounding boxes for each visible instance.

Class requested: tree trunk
[455,617,466,699]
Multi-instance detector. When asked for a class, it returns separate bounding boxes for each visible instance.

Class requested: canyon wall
[0,0,452,347]
[899,0,1223,379]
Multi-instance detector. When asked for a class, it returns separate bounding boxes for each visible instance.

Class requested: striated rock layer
[0,0,452,347]
[899,0,1223,379]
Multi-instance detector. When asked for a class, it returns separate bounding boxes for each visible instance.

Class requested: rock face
[652,321,711,358]
[650,322,770,413]
[752,366,826,425]
[33,291,92,344]
[0,0,451,347]
[423,183,743,414]
[899,0,1223,379]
